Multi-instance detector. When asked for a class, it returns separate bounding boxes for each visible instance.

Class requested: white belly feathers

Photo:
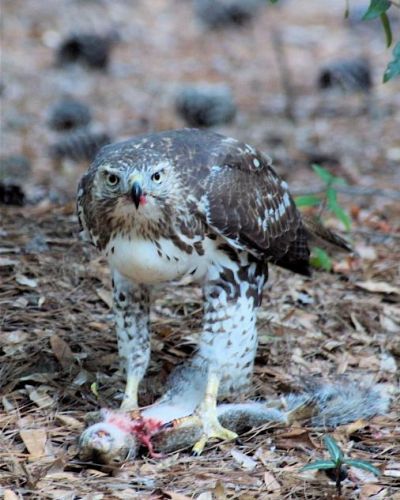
[105,236,215,285]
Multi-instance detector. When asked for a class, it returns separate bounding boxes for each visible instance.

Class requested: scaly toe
[192,424,237,455]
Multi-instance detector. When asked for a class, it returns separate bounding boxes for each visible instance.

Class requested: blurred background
[1,0,399,204]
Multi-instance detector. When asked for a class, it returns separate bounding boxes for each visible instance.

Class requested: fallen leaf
[50,334,76,369]
[231,448,257,470]
[15,273,38,288]
[359,355,380,370]
[55,414,83,429]
[0,257,18,266]
[383,469,400,478]
[20,429,47,458]
[28,387,54,409]
[345,419,368,435]
[14,297,28,308]
[197,494,213,500]
[0,330,28,345]
[360,484,387,499]
[264,471,281,492]
[355,281,400,296]
[213,480,227,499]
[96,288,113,308]
[4,491,19,500]
[275,428,318,450]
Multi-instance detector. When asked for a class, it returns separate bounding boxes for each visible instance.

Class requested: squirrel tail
[216,381,390,433]
[285,381,390,427]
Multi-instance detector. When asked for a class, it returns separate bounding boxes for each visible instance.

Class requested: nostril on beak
[131,181,142,209]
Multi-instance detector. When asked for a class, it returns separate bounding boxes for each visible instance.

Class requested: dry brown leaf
[28,387,54,409]
[355,281,400,296]
[359,484,387,499]
[87,321,108,331]
[275,428,318,450]
[50,334,76,369]
[20,428,47,458]
[345,419,368,435]
[264,471,281,492]
[359,355,380,370]
[213,481,227,500]
[96,288,113,308]
[55,414,83,429]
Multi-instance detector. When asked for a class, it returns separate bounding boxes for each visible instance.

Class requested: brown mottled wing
[178,132,311,275]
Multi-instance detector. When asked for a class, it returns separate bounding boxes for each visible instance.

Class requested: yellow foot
[120,396,139,411]
[120,375,140,410]
[190,371,237,455]
[192,421,237,455]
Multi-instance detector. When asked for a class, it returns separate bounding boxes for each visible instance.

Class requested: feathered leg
[112,269,151,410]
[190,257,267,454]
[140,256,266,453]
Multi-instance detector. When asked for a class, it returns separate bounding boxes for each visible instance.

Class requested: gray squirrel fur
[79,380,390,464]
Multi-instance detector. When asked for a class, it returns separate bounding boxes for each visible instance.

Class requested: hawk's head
[78,139,187,248]
[93,159,178,214]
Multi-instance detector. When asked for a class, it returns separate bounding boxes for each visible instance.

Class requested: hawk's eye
[106,173,120,186]
[151,171,162,183]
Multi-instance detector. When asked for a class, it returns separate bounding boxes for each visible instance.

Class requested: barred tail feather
[303,215,353,253]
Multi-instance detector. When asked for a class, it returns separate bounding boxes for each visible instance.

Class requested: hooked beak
[131,181,142,209]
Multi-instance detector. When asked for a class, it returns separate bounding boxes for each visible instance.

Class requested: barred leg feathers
[78,381,390,464]
[112,270,151,410]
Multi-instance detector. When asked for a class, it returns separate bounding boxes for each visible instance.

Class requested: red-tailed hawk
[77,128,349,454]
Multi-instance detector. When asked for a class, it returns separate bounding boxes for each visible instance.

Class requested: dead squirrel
[79,380,390,464]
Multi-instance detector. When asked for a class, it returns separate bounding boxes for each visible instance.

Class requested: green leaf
[384,41,400,83]
[90,381,99,398]
[326,186,338,208]
[326,187,351,230]
[310,247,332,272]
[295,195,321,208]
[380,12,392,47]
[301,459,336,472]
[330,204,352,231]
[312,164,334,185]
[323,435,344,465]
[362,0,390,20]
[344,459,381,476]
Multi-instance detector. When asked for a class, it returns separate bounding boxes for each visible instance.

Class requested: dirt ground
[1,0,400,498]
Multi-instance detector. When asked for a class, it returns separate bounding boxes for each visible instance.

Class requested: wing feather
[186,137,308,270]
